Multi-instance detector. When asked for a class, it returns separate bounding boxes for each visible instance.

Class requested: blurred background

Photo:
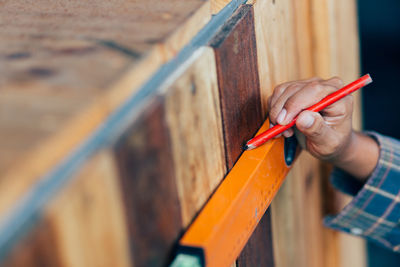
[357,0,400,266]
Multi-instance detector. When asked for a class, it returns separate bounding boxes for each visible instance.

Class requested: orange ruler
[170,119,299,267]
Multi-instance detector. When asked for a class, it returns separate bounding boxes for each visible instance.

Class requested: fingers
[295,110,338,154]
[278,82,338,124]
[321,95,354,120]
[267,77,321,116]
[267,76,344,126]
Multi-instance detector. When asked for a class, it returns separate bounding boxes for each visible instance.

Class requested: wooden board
[3,151,131,267]
[209,5,273,266]
[0,0,214,220]
[114,98,183,267]
[250,0,301,114]
[236,209,275,267]
[310,1,366,267]
[2,220,61,267]
[165,47,226,227]
[112,47,227,266]
[210,4,263,169]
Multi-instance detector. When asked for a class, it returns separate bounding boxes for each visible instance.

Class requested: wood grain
[2,220,61,267]
[310,0,366,266]
[45,152,131,267]
[210,4,263,169]
[211,0,232,14]
[165,47,226,227]
[236,209,275,267]
[0,0,213,220]
[210,5,273,266]
[2,151,131,267]
[114,98,182,267]
[251,0,300,114]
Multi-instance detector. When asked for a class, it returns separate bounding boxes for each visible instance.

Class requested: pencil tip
[242,143,256,151]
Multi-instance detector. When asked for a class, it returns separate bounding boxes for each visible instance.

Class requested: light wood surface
[0,0,213,220]
[0,1,365,266]
[165,47,226,227]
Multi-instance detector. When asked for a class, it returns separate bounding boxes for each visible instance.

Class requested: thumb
[295,110,332,146]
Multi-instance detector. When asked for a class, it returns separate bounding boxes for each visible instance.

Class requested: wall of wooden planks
[0,0,364,267]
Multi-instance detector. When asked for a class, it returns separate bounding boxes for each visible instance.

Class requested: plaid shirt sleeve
[324,132,400,252]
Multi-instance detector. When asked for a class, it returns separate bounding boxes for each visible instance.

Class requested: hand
[267,77,379,180]
[268,77,352,162]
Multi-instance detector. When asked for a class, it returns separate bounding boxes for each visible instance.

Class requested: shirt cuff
[324,132,400,252]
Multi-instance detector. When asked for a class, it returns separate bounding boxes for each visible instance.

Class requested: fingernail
[277,108,287,124]
[298,113,314,128]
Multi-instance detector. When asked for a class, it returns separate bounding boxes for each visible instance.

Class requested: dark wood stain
[114,97,183,267]
[236,209,275,267]
[2,219,61,267]
[210,5,274,266]
[210,5,263,170]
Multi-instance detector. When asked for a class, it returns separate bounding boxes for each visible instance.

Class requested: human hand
[267,77,354,163]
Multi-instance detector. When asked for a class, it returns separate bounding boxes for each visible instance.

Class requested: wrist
[330,131,379,181]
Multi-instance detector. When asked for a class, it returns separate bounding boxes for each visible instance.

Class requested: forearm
[332,131,379,182]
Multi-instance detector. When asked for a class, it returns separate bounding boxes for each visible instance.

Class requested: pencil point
[243,143,256,151]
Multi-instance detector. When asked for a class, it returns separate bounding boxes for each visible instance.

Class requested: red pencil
[244,74,373,150]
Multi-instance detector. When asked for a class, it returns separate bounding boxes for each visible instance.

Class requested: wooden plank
[210,4,263,169]
[45,151,131,267]
[2,220,61,267]
[236,209,275,267]
[209,5,272,266]
[2,151,131,267]
[114,98,183,267]
[249,1,348,267]
[250,0,300,114]
[211,0,232,14]
[310,1,366,267]
[179,123,290,267]
[165,47,226,227]
[0,0,213,220]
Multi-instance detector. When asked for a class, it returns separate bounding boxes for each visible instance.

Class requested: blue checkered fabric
[324,132,400,252]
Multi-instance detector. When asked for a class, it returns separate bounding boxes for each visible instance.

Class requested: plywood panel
[165,48,226,227]
[114,99,182,267]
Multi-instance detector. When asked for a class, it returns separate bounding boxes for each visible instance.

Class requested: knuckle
[308,81,322,92]
[285,97,298,112]
[330,76,344,86]
[274,84,286,95]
